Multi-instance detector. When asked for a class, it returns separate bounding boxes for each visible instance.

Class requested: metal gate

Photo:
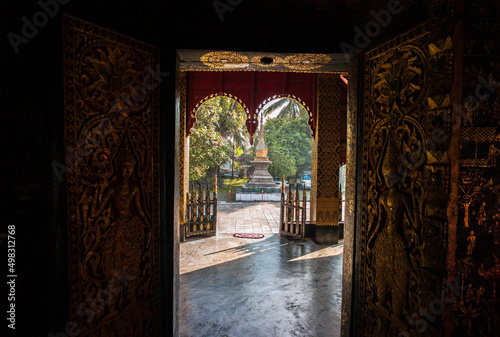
[279,178,306,239]
[182,178,217,240]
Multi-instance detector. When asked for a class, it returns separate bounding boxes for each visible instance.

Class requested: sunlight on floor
[287,242,344,262]
[180,235,269,274]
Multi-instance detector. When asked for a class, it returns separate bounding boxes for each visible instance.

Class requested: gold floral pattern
[200,51,249,69]
[283,53,332,70]
[372,47,426,121]
[79,44,147,114]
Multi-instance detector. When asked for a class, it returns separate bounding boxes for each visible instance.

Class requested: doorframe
[172,51,355,336]
[340,56,363,337]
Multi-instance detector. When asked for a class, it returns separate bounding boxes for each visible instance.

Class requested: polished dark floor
[180,204,343,337]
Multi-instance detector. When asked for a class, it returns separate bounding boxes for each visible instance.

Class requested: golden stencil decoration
[460,127,499,167]
[283,53,332,70]
[454,9,500,333]
[200,51,249,69]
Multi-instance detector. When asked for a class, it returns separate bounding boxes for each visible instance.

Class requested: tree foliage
[266,138,296,179]
[189,97,248,181]
[262,100,312,179]
[261,98,304,119]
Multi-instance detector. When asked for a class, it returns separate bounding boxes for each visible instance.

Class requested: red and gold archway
[186,71,316,144]
[256,94,315,136]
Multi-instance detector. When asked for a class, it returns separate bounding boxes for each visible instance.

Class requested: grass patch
[218,177,248,201]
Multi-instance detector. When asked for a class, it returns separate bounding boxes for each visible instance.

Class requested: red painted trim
[187,71,317,139]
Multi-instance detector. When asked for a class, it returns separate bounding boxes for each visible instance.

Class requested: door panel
[63,15,160,337]
[358,23,454,336]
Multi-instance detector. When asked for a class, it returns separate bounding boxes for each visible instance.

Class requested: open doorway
[177,50,349,336]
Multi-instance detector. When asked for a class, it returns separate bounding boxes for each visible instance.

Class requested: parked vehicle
[273,178,289,189]
[301,179,311,189]
[300,171,311,190]
[218,172,233,178]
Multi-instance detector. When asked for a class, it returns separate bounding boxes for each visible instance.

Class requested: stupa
[245,116,277,188]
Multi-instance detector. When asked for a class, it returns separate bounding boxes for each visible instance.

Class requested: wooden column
[179,72,189,231]
[311,74,342,244]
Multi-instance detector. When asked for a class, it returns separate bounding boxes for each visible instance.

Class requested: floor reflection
[180,234,343,337]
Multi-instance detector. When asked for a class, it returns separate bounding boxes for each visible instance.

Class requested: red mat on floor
[233,233,265,239]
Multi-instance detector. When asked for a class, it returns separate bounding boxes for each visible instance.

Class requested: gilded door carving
[63,15,160,337]
[359,24,453,336]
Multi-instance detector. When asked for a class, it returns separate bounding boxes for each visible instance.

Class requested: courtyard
[180,202,344,337]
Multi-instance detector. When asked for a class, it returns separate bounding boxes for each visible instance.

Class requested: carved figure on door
[92,154,151,307]
[369,137,420,327]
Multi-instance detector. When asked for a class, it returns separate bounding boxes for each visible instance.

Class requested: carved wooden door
[350,15,456,337]
[62,15,160,337]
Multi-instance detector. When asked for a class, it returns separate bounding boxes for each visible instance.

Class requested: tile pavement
[216,201,281,234]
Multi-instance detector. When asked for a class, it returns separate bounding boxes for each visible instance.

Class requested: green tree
[261,98,304,119]
[189,97,249,181]
[266,139,296,179]
[262,106,312,180]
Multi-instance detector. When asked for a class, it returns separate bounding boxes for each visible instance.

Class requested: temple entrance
[61,14,458,335]
[179,67,347,244]
[177,56,349,336]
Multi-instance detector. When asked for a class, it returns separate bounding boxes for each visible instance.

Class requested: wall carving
[360,24,452,336]
[455,2,500,334]
[63,15,160,337]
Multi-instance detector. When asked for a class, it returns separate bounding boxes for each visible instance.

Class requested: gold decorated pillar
[310,74,341,244]
[179,72,189,231]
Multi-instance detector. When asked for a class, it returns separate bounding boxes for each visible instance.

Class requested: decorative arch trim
[256,94,315,138]
[187,93,250,137]
[187,71,316,145]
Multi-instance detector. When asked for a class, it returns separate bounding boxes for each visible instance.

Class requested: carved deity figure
[467,231,476,255]
[494,213,500,244]
[369,138,420,325]
[477,201,487,226]
[92,155,151,306]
